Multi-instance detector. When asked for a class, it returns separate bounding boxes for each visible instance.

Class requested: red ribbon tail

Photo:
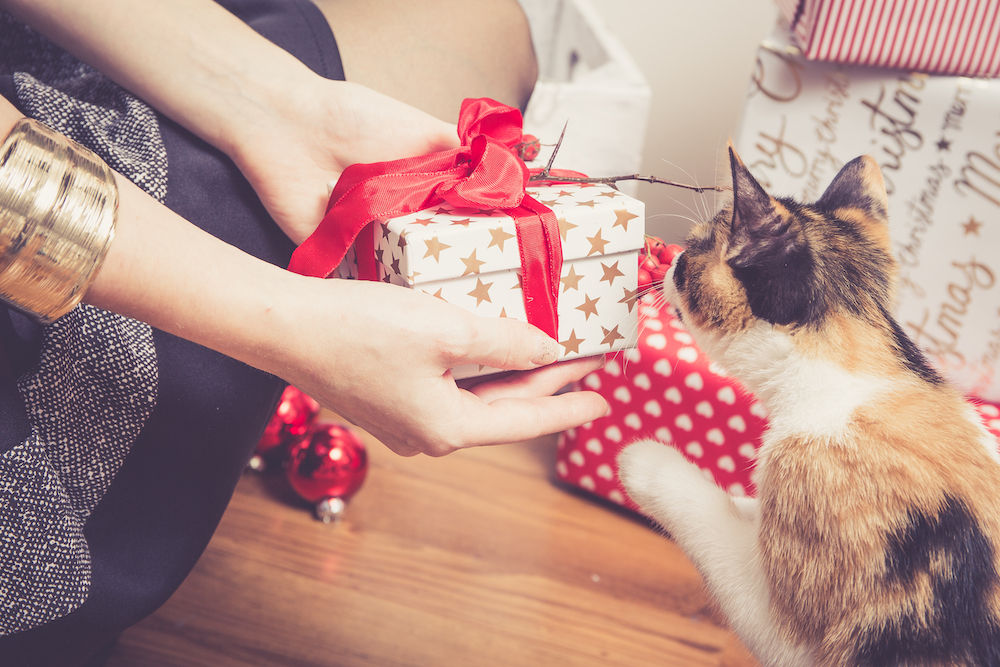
[512,195,563,340]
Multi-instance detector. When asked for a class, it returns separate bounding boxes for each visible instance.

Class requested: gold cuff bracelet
[0,118,118,324]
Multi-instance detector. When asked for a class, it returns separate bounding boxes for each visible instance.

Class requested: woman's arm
[0,0,461,243]
[0,103,608,456]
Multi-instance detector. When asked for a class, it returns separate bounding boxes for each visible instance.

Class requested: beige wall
[588,0,778,244]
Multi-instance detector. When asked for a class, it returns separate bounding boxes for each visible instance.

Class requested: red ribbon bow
[288,98,568,340]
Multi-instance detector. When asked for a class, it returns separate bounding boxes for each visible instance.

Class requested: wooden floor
[106,417,759,667]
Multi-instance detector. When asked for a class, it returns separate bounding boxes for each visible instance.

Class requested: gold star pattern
[613,209,638,231]
[375,247,385,265]
[558,216,578,241]
[430,288,446,301]
[488,226,516,252]
[577,199,597,209]
[391,257,401,276]
[600,260,624,286]
[576,294,600,320]
[412,217,436,227]
[460,248,487,276]
[560,329,585,355]
[423,236,451,262]
[597,190,621,199]
[397,233,408,249]
[561,266,583,292]
[433,207,452,216]
[451,218,475,227]
[381,223,393,239]
[557,190,575,198]
[499,307,509,318]
[963,216,984,236]
[619,286,639,313]
[587,229,610,256]
[512,272,523,291]
[468,278,493,305]
[537,198,560,207]
[601,325,625,347]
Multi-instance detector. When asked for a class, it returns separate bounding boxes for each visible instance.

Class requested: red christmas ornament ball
[516,134,541,162]
[286,423,368,522]
[258,386,321,455]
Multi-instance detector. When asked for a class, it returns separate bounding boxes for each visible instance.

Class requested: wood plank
[107,421,758,667]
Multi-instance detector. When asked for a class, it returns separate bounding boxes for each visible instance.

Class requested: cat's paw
[617,439,694,510]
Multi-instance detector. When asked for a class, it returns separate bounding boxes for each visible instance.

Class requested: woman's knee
[314,0,538,122]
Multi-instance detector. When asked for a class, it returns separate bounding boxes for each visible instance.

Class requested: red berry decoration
[286,423,368,523]
[516,134,541,162]
[250,386,321,471]
[659,244,685,268]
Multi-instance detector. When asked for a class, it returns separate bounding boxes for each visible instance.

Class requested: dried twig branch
[526,120,730,194]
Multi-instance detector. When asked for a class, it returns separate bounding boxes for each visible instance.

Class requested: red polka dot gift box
[557,296,768,510]
[557,296,1000,513]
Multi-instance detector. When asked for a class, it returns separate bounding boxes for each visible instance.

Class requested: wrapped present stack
[558,2,1000,512]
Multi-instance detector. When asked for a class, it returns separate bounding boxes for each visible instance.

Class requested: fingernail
[532,334,560,366]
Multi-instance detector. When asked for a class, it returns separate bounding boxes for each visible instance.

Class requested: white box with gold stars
[336,182,644,378]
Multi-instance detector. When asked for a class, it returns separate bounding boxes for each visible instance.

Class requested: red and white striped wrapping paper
[775,0,1000,77]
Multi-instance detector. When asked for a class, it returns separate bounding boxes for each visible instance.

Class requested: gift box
[556,297,769,509]
[336,182,644,379]
[735,25,1000,401]
[557,298,1000,511]
[774,0,1000,77]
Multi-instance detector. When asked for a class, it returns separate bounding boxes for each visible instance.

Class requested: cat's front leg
[617,440,813,667]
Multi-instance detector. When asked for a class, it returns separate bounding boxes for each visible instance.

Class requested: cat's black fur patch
[881,305,946,386]
[857,496,1000,667]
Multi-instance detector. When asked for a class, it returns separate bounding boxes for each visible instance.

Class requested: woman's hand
[229,80,460,245]
[265,278,609,456]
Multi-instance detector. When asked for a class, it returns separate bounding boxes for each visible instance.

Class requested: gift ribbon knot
[288,98,572,340]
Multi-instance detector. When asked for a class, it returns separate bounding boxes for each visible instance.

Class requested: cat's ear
[727,146,802,269]
[729,145,773,238]
[816,155,889,225]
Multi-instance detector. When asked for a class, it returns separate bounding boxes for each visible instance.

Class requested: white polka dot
[569,450,586,466]
[739,443,757,459]
[685,373,704,391]
[624,347,642,363]
[677,347,699,363]
[608,489,625,504]
[728,483,747,496]
[556,461,568,477]
[644,400,663,418]
[728,415,747,433]
[673,331,693,344]
[708,362,728,376]
[644,318,664,331]
[686,441,704,458]
[646,333,667,350]
[675,414,693,431]
[706,428,725,445]
[579,476,596,491]
[655,426,673,443]
[750,402,768,418]
[665,387,683,404]
[605,359,622,377]
[717,455,736,473]
[990,419,1000,431]
[584,374,602,390]
[624,413,642,430]
[653,359,672,377]
[717,386,736,405]
[633,373,652,391]
[596,464,614,480]
[585,438,604,455]
[604,425,623,443]
[981,404,1000,417]
[613,386,632,404]
[695,401,714,418]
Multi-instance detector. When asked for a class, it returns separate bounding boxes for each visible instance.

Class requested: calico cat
[617,146,1000,667]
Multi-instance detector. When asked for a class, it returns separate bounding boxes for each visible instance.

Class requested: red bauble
[258,386,321,452]
[659,244,684,268]
[286,423,368,522]
[516,134,541,161]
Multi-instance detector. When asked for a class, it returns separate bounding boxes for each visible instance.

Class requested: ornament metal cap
[315,497,347,524]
